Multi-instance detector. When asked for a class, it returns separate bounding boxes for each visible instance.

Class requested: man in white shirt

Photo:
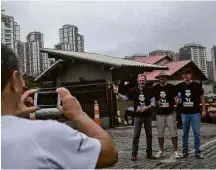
[1,43,118,169]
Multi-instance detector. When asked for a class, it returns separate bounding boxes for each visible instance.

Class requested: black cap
[181,68,192,74]
[155,72,170,79]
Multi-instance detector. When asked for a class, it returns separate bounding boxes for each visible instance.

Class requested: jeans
[181,113,201,154]
[132,117,153,156]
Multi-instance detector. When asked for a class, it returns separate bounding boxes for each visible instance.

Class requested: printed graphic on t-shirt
[159,91,169,107]
[183,89,194,107]
[138,94,145,107]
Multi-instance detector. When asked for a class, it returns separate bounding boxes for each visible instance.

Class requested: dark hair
[1,43,20,91]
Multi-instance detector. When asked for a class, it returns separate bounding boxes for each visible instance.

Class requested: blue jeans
[181,113,201,154]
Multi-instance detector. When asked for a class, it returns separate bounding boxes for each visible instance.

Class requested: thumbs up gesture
[112,84,119,94]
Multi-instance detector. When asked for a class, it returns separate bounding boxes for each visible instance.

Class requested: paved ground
[107,122,216,169]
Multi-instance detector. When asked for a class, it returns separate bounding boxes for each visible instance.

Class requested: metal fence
[35,82,117,127]
[65,83,117,127]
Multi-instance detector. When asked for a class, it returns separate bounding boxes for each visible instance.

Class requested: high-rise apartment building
[173,53,179,61]
[77,34,84,52]
[179,43,208,76]
[211,45,216,81]
[13,21,26,73]
[125,53,148,59]
[1,5,26,73]
[207,61,214,81]
[55,24,84,52]
[149,50,176,60]
[14,41,26,73]
[1,13,14,49]
[13,22,20,41]
[54,43,73,51]
[25,32,49,76]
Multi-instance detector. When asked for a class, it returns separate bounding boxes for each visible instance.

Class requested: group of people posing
[113,68,206,160]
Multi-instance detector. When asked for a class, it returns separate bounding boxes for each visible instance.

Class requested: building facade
[54,43,73,51]
[1,6,27,73]
[149,50,176,60]
[55,24,84,52]
[179,43,208,76]
[125,53,148,59]
[207,61,214,81]
[13,21,27,73]
[1,13,14,49]
[13,22,20,41]
[14,41,26,73]
[173,53,179,61]
[212,45,216,81]
[77,34,84,52]
[25,32,49,76]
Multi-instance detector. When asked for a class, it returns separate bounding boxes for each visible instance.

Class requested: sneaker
[180,152,188,158]
[155,151,165,158]
[195,151,204,159]
[174,151,180,159]
[131,155,137,161]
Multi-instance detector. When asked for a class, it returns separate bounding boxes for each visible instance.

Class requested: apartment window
[5,30,11,33]
[5,33,11,37]
[59,33,63,39]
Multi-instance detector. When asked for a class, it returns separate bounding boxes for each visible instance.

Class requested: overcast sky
[2,1,216,60]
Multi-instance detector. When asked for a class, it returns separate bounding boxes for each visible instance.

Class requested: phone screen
[35,91,60,108]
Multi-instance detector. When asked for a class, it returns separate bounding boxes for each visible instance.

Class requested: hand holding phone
[34,91,61,108]
[16,89,40,116]
[56,88,84,120]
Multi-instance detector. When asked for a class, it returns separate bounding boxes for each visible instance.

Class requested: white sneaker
[155,151,165,158]
[174,151,180,159]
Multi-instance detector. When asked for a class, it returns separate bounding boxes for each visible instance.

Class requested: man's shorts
[156,112,177,138]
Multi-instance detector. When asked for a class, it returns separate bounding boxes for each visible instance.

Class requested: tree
[213,82,216,94]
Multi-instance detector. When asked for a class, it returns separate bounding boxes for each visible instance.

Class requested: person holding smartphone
[113,74,156,161]
[1,43,118,169]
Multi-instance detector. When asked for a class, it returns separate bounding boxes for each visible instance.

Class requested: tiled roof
[40,49,167,69]
[146,60,192,81]
[132,55,169,64]
[35,49,168,82]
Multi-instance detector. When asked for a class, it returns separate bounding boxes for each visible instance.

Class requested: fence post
[94,100,101,126]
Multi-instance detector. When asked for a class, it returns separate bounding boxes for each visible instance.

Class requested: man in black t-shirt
[152,72,180,159]
[113,74,156,161]
[176,68,206,159]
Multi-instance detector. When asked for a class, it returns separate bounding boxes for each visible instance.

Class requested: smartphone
[34,91,61,108]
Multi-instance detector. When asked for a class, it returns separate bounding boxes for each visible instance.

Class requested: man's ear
[10,70,22,93]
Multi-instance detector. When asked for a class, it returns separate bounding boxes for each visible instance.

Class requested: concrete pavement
[107,122,216,169]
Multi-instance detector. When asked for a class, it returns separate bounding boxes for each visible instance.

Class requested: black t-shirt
[176,81,204,114]
[152,83,177,115]
[126,87,153,117]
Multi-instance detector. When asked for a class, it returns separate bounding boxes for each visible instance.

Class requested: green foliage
[213,82,216,94]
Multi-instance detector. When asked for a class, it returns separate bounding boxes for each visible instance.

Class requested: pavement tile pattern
[107,123,216,169]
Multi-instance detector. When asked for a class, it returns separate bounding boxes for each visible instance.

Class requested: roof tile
[146,60,191,81]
